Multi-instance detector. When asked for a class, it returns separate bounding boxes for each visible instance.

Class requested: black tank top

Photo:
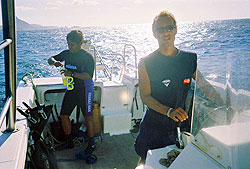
[142,49,197,130]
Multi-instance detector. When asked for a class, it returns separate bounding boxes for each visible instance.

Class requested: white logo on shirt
[162,79,171,87]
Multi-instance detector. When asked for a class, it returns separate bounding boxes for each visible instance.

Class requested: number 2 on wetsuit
[66,77,74,90]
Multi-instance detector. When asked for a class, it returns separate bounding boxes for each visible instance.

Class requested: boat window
[191,53,250,136]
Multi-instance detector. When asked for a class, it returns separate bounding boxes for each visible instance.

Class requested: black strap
[134,84,139,110]
[131,84,138,117]
[76,105,80,123]
[51,104,57,122]
[184,94,194,133]
[27,149,39,169]
[131,83,145,116]
[54,104,60,121]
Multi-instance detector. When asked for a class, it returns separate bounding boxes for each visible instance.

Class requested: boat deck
[56,132,139,169]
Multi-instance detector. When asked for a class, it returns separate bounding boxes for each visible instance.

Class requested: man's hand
[54,61,63,67]
[60,69,73,77]
[169,107,188,122]
[48,57,63,67]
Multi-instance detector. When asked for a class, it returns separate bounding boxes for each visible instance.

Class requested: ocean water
[0,18,250,111]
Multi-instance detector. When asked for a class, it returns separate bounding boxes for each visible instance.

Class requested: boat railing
[82,42,112,80]
[111,53,124,81]
[0,94,12,129]
[123,44,138,79]
[0,39,15,131]
[94,47,112,80]
[83,41,138,81]
[109,44,138,81]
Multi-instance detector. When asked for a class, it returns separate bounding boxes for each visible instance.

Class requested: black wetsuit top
[53,49,94,88]
[142,49,197,131]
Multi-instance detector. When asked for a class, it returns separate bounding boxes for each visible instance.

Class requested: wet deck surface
[56,132,139,169]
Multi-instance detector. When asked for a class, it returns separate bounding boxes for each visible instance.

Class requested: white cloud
[16,6,35,11]
[72,0,99,6]
[45,1,69,10]
[72,0,84,5]
[45,6,60,10]
[134,0,143,4]
[45,0,99,9]
[121,6,131,11]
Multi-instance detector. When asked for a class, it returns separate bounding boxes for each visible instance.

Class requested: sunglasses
[155,25,175,33]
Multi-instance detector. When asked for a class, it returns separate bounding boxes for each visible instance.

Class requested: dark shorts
[134,122,177,160]
[60,84,94,117]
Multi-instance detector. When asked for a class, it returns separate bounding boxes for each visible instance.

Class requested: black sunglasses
[155,25,175,33]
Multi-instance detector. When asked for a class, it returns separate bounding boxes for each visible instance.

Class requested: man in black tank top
[134,10,224,164]
[134,11,193,164]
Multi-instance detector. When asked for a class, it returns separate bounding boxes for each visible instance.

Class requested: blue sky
[4,0,250,26]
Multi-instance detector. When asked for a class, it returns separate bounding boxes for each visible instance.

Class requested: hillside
[16,17,59,30]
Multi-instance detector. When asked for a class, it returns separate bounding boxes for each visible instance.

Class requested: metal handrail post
[1,0,17,131]
[123,44,138,79]
[6,43,16,131]
[0,39,12,49]
[0,97,12,128]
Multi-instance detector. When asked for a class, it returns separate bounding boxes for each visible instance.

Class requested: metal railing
[1,0,17,132]
[82,43,112,80]
[83,42,138,82]
[0,39,12,49]
[111,53,124,81]
[0,96,12,129]
[123,44,138,79]
[109,44,138,81]
[0,39,15,131]
[94,47,112,80]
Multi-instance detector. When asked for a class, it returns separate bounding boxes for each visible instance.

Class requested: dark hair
[152,10,177,31]
[66,30,83,44]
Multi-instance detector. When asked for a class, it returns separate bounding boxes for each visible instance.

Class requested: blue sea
[0,19,250,112]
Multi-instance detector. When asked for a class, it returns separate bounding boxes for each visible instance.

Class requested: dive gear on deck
[75,152,97,164]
